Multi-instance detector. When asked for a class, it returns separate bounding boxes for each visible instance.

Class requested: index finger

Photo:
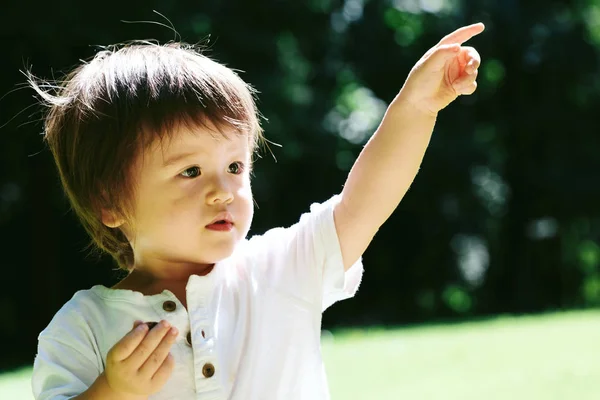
[110,323,149,361]
[437,23,485,46]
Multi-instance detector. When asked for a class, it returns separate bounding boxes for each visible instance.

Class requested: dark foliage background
[1,0,599,370]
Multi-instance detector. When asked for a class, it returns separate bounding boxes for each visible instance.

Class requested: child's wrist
[390,90,439,119]
[385,92,439,126]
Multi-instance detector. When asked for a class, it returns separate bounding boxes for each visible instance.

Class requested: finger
[110,323,149,361]
[139,326,178,378]
[465,59,478,74]
[453,68,478,86]
[454,76,478,96]
[132,320,145,329]
[437,23,485,46]
[423,44,460,70]
[461,47,481,74]
[151,353,175,387]
[459,81,478,95]
[145,321,159,330]
[124,320,172,369]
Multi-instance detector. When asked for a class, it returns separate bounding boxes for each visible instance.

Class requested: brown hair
[29,41,263,269]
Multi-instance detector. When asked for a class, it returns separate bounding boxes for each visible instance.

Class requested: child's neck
[113,264,215,309]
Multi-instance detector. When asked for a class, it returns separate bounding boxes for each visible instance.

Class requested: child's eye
[228,162,244,175]
[180,166,201,178]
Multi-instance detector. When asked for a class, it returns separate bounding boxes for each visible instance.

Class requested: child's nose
[206,178,234,205]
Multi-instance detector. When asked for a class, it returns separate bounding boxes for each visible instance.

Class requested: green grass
[0,367,34,400]
[323,310,600,399]
[3,310,599,399]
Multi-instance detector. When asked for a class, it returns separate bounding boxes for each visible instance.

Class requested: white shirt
[32,196,363,400]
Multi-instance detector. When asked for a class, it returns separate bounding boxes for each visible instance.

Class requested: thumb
[423,44,460,70]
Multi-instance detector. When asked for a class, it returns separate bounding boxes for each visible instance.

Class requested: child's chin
[200,241,239,262]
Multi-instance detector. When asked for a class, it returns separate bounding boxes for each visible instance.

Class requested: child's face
[124,122,254,272]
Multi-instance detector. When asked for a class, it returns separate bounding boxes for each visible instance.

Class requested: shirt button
[202,363,215,378]
[162,301,176,312]
[186,331,192,346]
[145,321,158,329]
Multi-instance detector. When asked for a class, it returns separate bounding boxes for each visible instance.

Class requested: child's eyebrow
[162,142,249,167]
[162,151,197,168]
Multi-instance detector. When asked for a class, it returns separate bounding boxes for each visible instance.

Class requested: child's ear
[101,209,125,228]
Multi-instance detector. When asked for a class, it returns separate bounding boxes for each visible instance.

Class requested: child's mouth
[206,220,234,231]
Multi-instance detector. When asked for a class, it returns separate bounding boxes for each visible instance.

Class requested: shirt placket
[149,295,196,399]
[187,274,223,400]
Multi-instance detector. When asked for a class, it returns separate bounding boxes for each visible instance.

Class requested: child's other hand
[103,320,178,397]
[398,23,484,116]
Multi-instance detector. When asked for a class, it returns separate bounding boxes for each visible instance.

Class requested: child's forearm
[334,90,437,269]
[341,90,437,229]
[334,24,482,270]
[72,373,147,400]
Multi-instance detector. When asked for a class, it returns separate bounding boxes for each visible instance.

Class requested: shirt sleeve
[246,195,363,312]
[32,305,103,400]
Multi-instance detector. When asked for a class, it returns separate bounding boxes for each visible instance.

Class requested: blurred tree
[0,0,599,370]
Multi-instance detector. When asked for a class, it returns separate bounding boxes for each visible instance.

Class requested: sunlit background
[1,0,600,398]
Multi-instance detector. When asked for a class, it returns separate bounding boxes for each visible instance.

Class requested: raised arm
[334,23,485,270]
